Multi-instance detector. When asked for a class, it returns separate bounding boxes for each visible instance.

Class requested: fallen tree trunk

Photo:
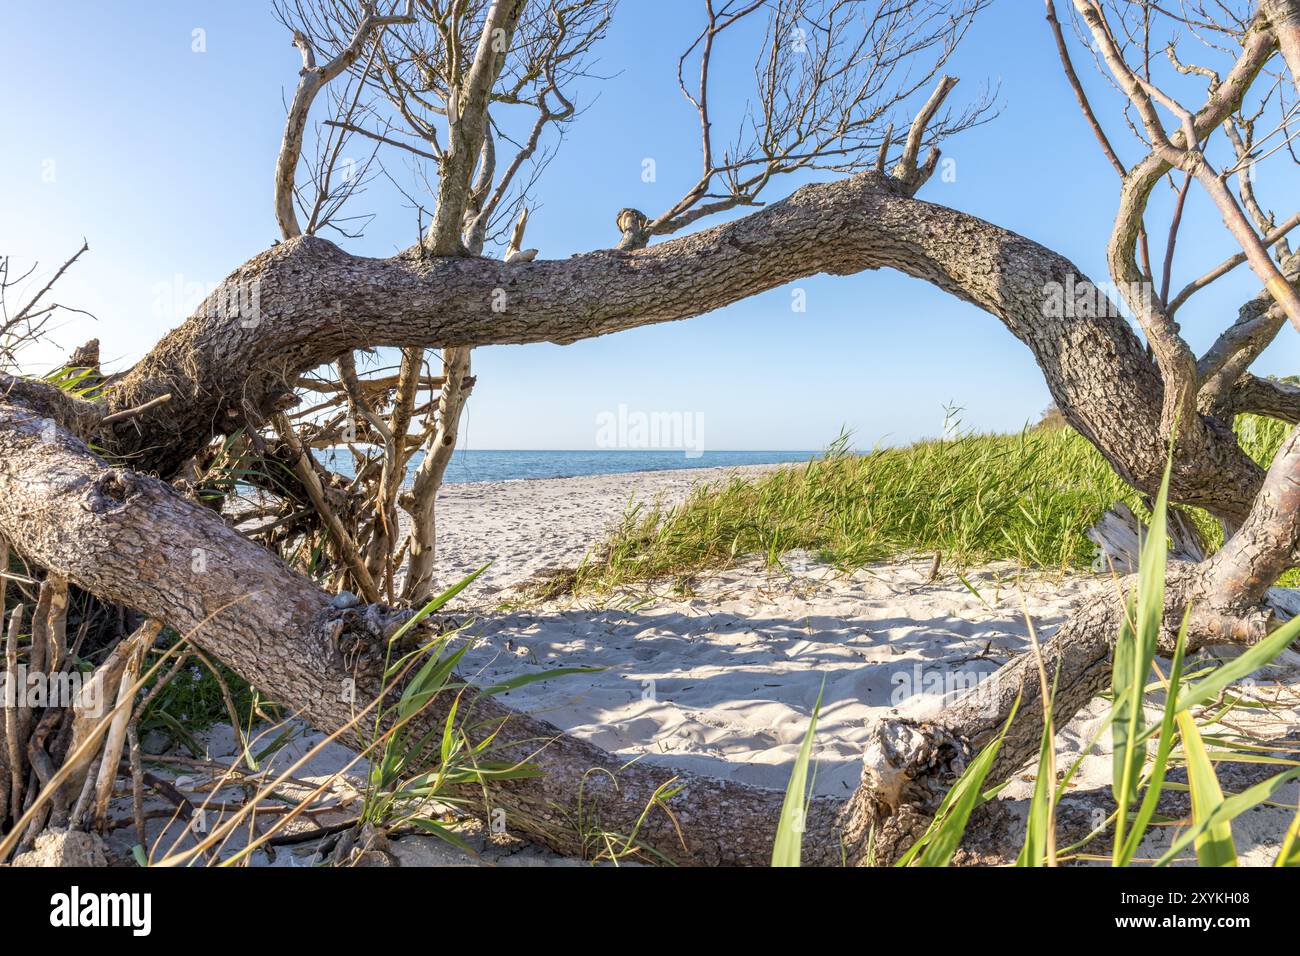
[0,399,846,864]
[837,558,1281,863]
[3,394,1279,865]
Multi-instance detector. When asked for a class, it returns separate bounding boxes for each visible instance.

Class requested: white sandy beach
[106,463,1300,867]
[419,462,790,597]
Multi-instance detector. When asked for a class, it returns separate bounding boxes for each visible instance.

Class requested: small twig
[4,604,26,824]
[266,817,360,848]
[1170,212,1300,315]
[1160,171,1193,306]
[91,620,159,831]
[322,120,440,161]
[99,392,172,428]
[126,723,147,849]
[270,410,381,603]
[187,644,254,772]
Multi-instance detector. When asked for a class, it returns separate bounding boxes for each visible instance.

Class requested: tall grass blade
[1111,452,1172,860]
[387,561,491,654]
[1277,807,1300,866]
[1173,709,1238,867]
[1154,767,1300,866]
[1175,612,1300,712]
[1116,609,1189,866]
[476,666,604,697]
[1017,709,1056,867]
[1016,607,1058,868]
[771,684,823,867]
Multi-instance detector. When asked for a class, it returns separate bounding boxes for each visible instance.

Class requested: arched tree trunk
[2,156,1294,865]
[101,172,1261,521]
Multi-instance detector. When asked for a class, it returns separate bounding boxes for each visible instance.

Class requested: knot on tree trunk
[833,714,975,865]
[861,715,972,814]
[319,602,415,679]
[614,208,650,251]
[83,470,138,513]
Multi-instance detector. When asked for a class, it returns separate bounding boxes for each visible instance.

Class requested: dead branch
[274,1,417,240]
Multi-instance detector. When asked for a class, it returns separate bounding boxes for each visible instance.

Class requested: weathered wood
[838,563,1252,864]
[3,603,24,825]
[89,621,156,832]
[0,401,842,864]
[95,171,1264,525]
[1087,501,1206,574]
[4,397,1280,866]
[403,346,473,602]
[269,410,380,604]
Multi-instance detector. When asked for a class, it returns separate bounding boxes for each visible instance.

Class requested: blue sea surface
[313,448,819,485]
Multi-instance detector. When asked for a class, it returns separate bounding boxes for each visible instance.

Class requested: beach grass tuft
[552,412,1292,597]
[896,452,1300,867]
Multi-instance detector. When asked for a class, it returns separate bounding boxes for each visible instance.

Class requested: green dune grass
[553,412,1292,597]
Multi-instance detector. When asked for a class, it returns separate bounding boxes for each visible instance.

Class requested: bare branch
[1228,372,1300,423]
[1170,211,1300,314]
[619,0,994,249]
[273,1,416,240]
[270,410,381,603]
[892,74,957,193]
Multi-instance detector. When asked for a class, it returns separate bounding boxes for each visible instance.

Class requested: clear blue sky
[2,1,1296,451]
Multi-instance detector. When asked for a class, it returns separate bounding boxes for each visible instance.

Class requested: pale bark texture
[1264,0,1300,95]
[403,346,473,602]
[99,171,1262,523]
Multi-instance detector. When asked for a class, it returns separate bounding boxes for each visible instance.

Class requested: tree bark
[1264,0,1300,98]
[101,171,1262,522]
[402,346,473,602]
[4,393,1281,865]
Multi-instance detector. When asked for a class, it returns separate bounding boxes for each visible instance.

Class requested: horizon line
[315,447,823,453]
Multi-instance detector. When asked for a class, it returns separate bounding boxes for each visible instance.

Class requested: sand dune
[418,462,788,596]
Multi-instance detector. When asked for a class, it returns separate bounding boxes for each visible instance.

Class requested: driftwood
[1088,501,1207,573]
